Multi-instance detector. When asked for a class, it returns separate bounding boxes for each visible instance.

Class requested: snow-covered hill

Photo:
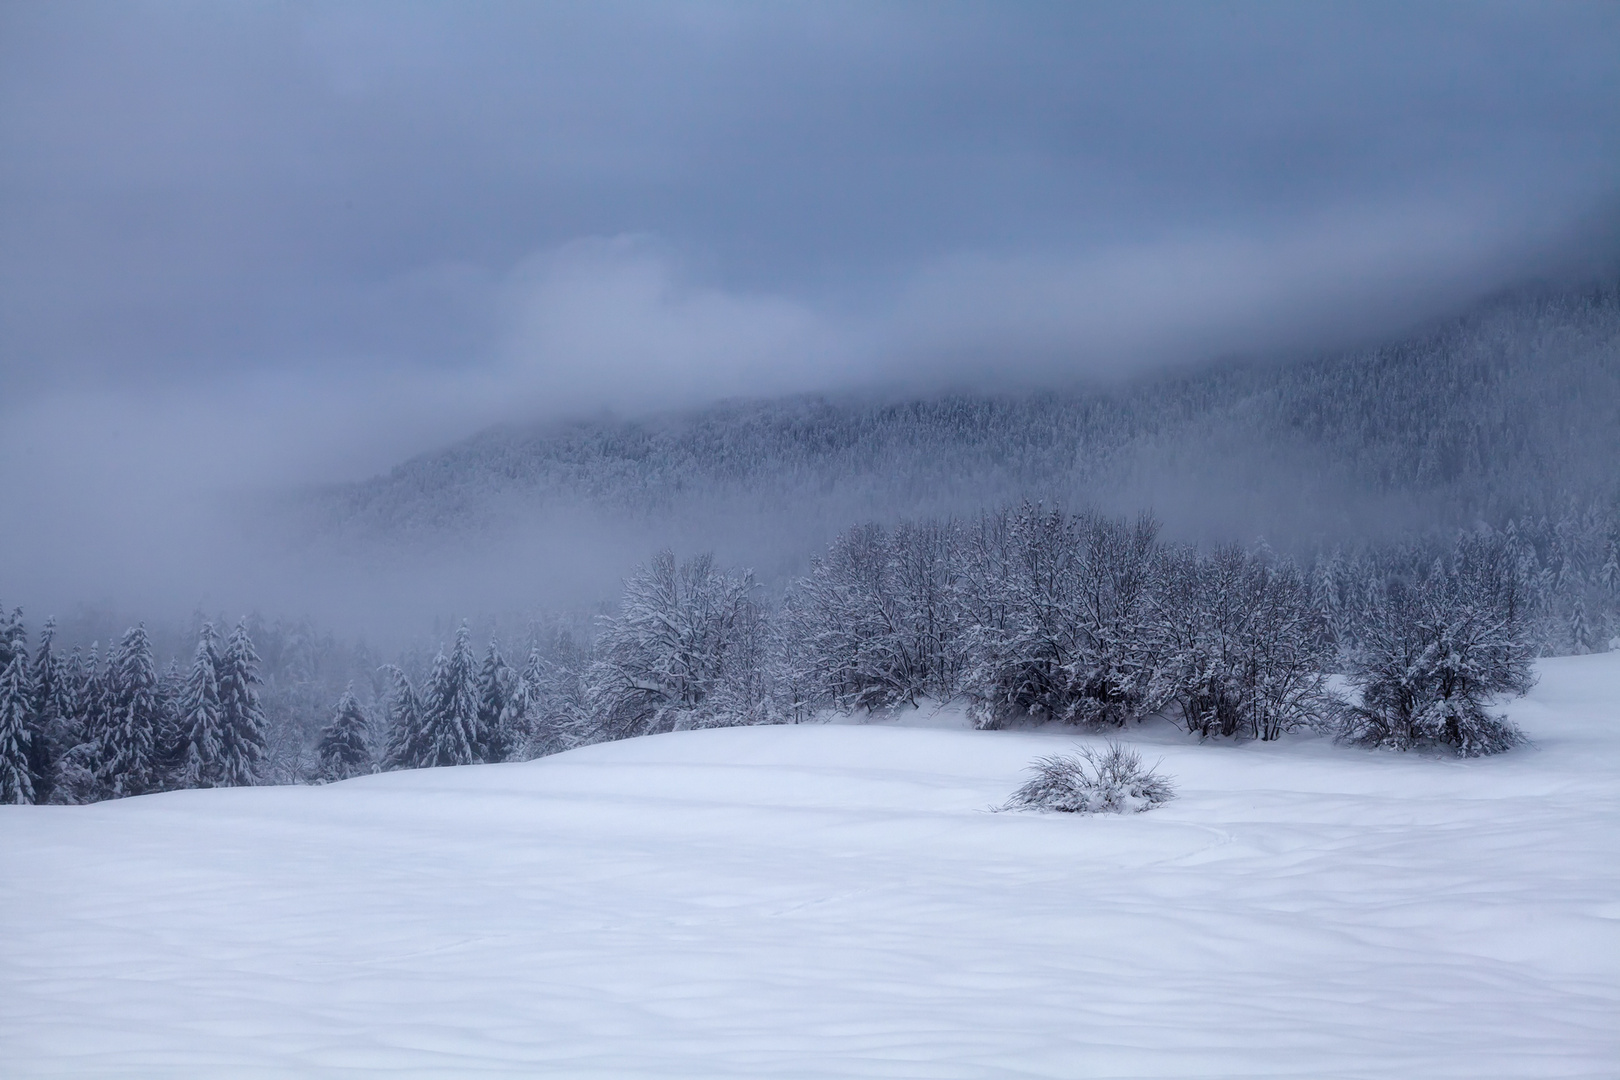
[3,654,1618,1077]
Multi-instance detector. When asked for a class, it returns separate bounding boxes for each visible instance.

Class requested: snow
[3,656,1619,1078]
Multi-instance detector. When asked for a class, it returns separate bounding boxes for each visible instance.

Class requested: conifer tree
[476,638,519,763]
[517,643,545,739]
[77,642,101,726]
[516,639,593,756]
[215,621,268,787]
[415,625,479,767]
[27,618,68,803]
[173,625,224,787]
[156,659,185,779]
[49,644,99,804]
[1570,594,1592,655]
[0,649,36,804]
[382,665,425,770]
[316,687,373,782]
[98,625,162,798]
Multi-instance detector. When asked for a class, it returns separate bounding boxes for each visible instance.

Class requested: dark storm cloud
[1,1,1618,620]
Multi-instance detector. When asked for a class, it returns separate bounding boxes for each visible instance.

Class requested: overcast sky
[2,1,1619,616]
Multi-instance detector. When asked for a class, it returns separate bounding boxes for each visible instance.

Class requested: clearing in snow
[3,654,1618,1078]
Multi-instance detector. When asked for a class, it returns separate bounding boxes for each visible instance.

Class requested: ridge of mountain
[297,284,1620,564]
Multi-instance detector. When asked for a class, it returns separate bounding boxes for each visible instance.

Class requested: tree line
[0,618,267,804]
[584,507,1540,756]
[4,500,1614,803]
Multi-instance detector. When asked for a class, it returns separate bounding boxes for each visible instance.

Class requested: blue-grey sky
[6,3,1618,405]
[1,1,1618,614]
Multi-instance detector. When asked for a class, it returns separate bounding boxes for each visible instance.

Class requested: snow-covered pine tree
[215,621,268,787]
[49,643,100,803]
[173,624,224,787]
[382,665,425,770]
[0,649,36,804]
[414,625,479,767]
[77,641,100,721]
[156,658,185,779]
[475,638,520,763]
[98,625,163,798]
[516,644,544,745]
[1309,548,1349,653]
[27,618,69,803]
[315,687,373,782]
[1570,594,1592,655]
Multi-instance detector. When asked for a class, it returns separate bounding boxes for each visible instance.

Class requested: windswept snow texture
[4,658,1619,1078]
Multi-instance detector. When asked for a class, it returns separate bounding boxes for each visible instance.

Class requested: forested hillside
[298,284,1620,566]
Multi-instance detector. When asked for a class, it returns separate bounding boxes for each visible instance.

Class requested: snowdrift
[3,655,1618,1078]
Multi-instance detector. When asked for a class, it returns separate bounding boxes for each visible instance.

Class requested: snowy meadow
[3,652,1616,1078]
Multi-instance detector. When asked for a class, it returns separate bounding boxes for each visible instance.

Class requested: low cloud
[0,202,1607,629]
[883,193,1600,383]
[495,237,850,415]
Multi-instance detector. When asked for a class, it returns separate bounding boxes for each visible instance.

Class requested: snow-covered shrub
[1002,743,1176,814]
[1341,534,1535,756]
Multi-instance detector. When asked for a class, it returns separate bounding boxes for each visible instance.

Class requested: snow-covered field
[3,656,1618,1078]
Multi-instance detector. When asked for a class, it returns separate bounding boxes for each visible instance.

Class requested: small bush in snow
[1003,742,1175,814]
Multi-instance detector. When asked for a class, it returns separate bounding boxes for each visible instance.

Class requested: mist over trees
[296,285,1620,576]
